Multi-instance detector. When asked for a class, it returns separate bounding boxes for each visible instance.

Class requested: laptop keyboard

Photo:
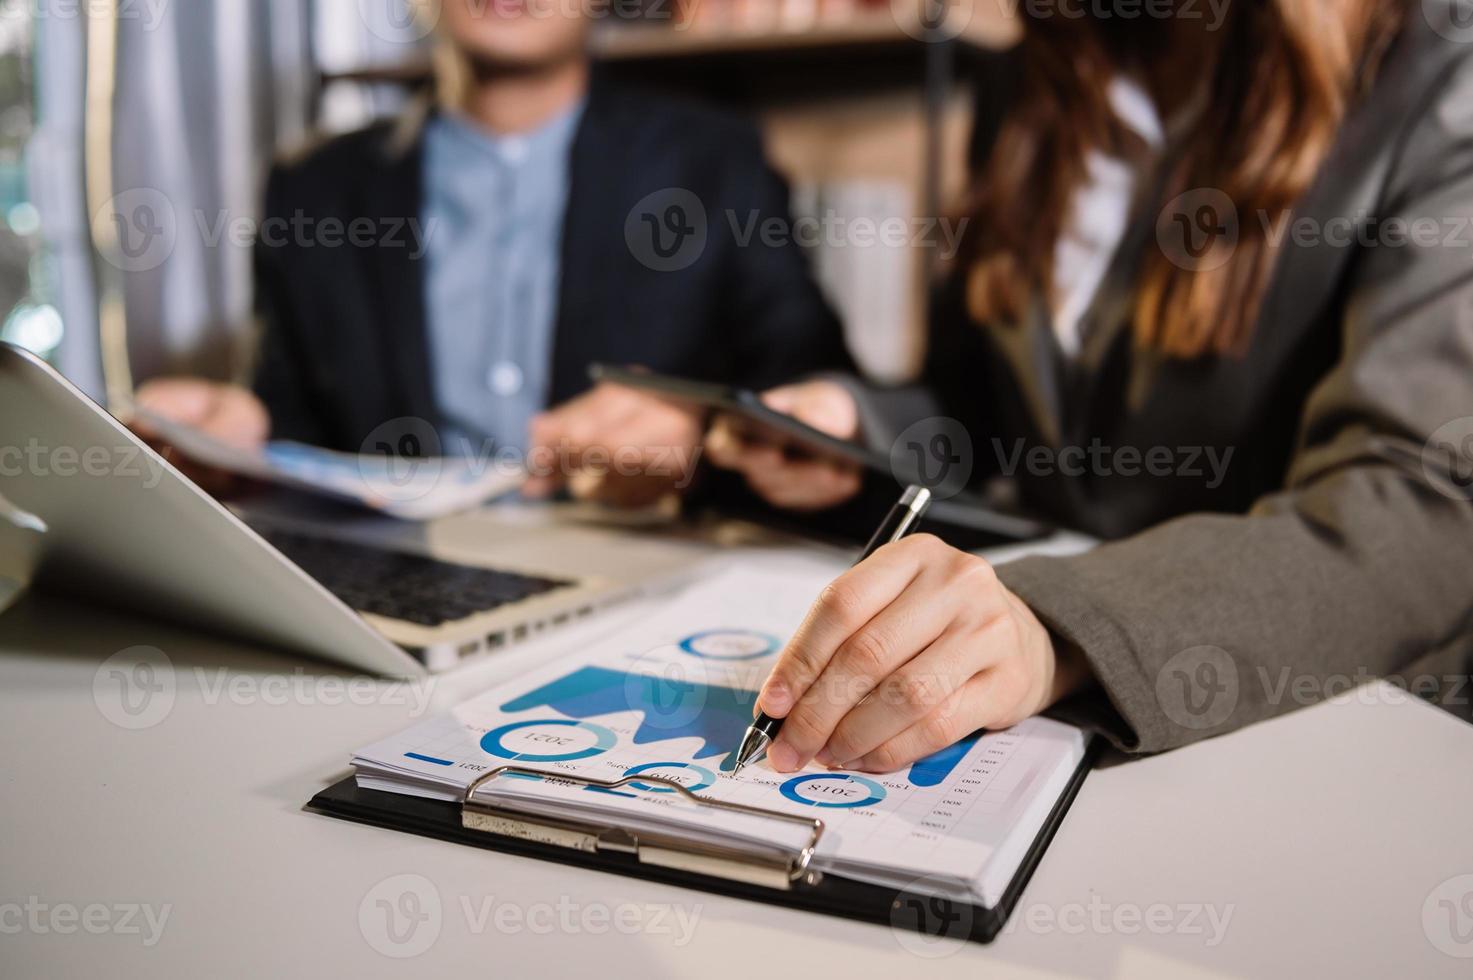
[258,528,576,627]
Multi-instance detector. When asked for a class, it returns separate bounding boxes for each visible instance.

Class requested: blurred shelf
[318,7,1014,113]
[319,6,1015,97]
[591,8,1018,60]
[319,63,432,89]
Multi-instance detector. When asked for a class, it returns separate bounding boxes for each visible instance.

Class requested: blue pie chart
[779,773,887,808]
[480,719,618,763]
[624,761,717,794]
[678,629,779,661]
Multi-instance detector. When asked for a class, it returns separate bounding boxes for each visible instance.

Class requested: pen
[733,484,934,774]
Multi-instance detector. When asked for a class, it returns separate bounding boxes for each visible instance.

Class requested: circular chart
[678,629,779,661]
[779,773,888,809]
[480,719,617,763]
[623,762,717,794]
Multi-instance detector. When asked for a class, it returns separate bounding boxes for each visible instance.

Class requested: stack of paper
[352,567,1089,906]
[135,409,524,520]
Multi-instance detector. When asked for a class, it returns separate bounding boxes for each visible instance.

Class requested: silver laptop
[0,342,701,675]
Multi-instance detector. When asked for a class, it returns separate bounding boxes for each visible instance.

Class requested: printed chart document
[135,409,524,520]
[352,567,1090,906]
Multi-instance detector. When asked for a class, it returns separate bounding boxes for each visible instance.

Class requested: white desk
[2,519,1471,979]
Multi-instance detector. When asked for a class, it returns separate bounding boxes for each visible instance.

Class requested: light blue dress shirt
[421,101,584,457]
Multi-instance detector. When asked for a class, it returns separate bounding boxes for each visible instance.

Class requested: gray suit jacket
[857,2,1473,752]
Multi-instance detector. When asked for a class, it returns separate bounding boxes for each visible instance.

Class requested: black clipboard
[305,736,1100,945]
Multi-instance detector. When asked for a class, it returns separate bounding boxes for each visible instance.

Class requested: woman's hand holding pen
[755,534,1092,774]
[709,383,1092,771]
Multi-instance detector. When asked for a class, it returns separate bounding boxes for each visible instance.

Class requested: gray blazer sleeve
[997,65,1473,752]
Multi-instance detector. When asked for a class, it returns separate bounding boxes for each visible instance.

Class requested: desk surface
[2,514,1471,979]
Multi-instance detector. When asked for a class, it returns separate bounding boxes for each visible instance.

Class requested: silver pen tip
[733,728,772,774]
[901,484,932,509]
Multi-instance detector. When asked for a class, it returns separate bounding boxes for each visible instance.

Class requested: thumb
[522,411,567,497]
[135,379,218,427]
[759,387,799,414]
[527,410,557,449]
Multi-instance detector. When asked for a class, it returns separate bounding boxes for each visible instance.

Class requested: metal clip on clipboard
[462,766,826,891]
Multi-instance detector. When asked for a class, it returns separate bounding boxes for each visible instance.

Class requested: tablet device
[589,364,887,471]
[588,365,1053,546]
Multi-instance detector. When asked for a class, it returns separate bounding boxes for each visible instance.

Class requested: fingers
[760,538,938,719]
[525,385,638,496]
[844,610,1036,773]
[132,379,268,450]
[758,387,799,414]
[705,380,862,511]
[755,540,1036,775]
[524,383,702,504]
[847,674,994,774]
[772,572,960,771]
[759,382,858,441]
[568,470,679,509]
[705,416,861,511]
[134,378,215,428]
[132,379,220,446]
[766,541,1008,771]
[703,415,749,470]
[524,400,588,498]
[522,427,564,499]
[818,628,995,767]
[207,386,270,449]
[745,456,862,512]
[761,538,970,777]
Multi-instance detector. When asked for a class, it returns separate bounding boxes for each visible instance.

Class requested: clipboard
[306,736,1101,945]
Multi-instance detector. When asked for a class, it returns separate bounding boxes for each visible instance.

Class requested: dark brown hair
[959,1,1407,358]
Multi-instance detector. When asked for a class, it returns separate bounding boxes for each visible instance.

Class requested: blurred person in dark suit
[137,0,846,506]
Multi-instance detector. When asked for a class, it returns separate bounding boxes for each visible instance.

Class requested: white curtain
[110,0,433,382]
[111,0,314,383]
[29,7,104,397]
[29,0,431,390]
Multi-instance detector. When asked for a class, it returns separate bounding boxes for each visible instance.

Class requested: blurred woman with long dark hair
[707,0,1473,767]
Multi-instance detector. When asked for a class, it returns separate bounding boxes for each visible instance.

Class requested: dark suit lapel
[1251,19,1442,351]
[551,74,624,404]
[989,298,1066,447]
[359,110,438,431]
